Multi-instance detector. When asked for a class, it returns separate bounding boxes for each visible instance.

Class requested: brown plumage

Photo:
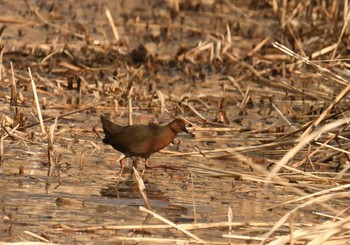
[100,115,188,169]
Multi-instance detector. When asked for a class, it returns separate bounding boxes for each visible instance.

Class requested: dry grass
[1,0,350,244]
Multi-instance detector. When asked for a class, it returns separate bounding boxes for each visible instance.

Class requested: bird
[100,115,188,171]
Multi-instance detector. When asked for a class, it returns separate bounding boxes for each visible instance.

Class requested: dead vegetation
[1,0,350,244]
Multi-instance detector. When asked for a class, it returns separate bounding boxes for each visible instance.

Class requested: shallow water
[0,136,314,244]
[2,0,348,244]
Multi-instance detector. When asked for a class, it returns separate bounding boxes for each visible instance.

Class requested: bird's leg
[118,157,126,176]
[130,158,138,177]
[145,158,151,168]
[115,157,126,186]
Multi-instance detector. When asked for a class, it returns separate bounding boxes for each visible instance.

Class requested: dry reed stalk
[273,42,350,145]
[268,215,350,245]
[335,162,350,179]
[105,7,119,43]
[169,97,208,123]
[292,133,335,168]
[193,146,214,166]
[300,81,350,139]
[19,101,105,130]
[331,6,350,59]
[34,8,85,39]
[190,172,197,223]
[262,190,350,244]
[223,234,265,241]
[41,50,62,64]
[2,124,19,141]
[156,90,165,114]
[88,141,100,157]
[314,212,344,221]
[186,163,270,183]
[52,221,274,232]
[106,236,204,244]
[227,207,233,243]
[272,103,296,130]
[0,134,3,162]
[47,118,57,167]
[289,213,294,245]
[113,99,118,115]
[139,206,205,243]
[23,230,50,243]
[127,82,133,126]
[266,183,350,211]
[310,43,337,59]
[273,42,348,85]
[133,167,151,209]
[238,84,251,111]
[28,67,46,135]
[3,129,41,146]
[287,23,306,57]
[10,62,17,106]
[79,151,85,171]
[0,44,3,82]
[0,16,36,25]
[162,138,298,157]
[267,117,350,182]
[247,36,272,57]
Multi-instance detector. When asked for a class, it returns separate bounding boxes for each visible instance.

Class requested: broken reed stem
[79,151,85,171]
[23,230,50,243]
[156,90,165,114]
[139,206,205,243]
[190,172,197,223]
[0,134,3,162]
[289,213,295,245]
[28,67,46,135]
[47,118,57,167]
[113,99,118,115]
[2,124,19,141]
[52,221,274,232]
[228,207,233,242]
[133,167,151,209]
[105,7,119,43]
[127,83,133,126]
[10,62,17,106]
[0,46,3,81]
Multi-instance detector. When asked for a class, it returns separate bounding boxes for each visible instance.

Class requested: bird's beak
[182,126,189,134]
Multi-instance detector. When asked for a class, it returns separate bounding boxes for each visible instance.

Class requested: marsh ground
[1,1,350,244]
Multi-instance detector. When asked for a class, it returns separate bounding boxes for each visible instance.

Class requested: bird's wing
[109,125,158,155]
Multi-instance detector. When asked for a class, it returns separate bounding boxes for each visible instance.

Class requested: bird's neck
[151,125,176,152]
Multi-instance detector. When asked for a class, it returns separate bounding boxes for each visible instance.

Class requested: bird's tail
[100,115,123,143]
